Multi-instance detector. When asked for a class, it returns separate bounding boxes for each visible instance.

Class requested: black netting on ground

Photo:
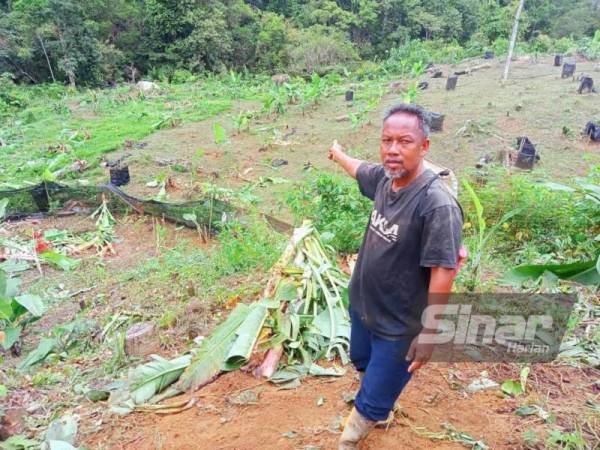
[0,182,236,229]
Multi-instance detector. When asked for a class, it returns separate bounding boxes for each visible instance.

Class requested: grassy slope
[0,79,268,185]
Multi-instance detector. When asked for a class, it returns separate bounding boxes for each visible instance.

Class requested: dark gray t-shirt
[349,163,463,339]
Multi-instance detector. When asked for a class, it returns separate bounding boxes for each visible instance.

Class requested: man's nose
[387,142,401,154]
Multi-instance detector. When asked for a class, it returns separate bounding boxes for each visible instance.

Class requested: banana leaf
[108,354,192,415]
[269,363,345,389]
[39,251,81,271]
[542,181,600,205]
[1,325,21,350]
[0,198,8,220]
[14,294,45,317]
[505,255,600,286]
[223,303,268,370]
[308,363,346,377]
[128,354,192,405]
[17,337,58,370]
[176,303,250,391]
[312,306,350,340]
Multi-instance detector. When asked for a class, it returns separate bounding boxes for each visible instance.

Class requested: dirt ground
[3,55,600,450]
[83,362,598,450]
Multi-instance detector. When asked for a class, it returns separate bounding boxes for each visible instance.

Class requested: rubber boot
[339,407,375,450]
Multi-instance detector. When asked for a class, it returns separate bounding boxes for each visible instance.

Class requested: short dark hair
[383,103,430,137]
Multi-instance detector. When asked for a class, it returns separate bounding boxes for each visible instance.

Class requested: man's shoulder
[421,177,461,214]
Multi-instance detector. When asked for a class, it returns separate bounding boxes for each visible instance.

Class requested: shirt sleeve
[420,205,463,268]
[356,163,386,201]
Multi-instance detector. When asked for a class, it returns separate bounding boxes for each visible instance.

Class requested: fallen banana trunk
[108,220,350,415]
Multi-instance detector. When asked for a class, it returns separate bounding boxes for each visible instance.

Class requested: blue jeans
[350,308,413,421]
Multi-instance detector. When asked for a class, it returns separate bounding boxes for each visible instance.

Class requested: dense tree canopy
[1,0,599,85]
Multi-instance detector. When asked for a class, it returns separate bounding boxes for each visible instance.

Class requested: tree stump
[514,137,538,170]
[585,122,600,141]
[429,112,444,132]
[554,54,563,67]
[578,76,594,94]
[125,322,160,357]
[109,166,130,186]
[185,299,210,340]
[561,63,576,78]
[446,76,458,91]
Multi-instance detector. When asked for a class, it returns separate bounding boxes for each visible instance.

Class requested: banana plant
[0,269,45,350]
[462,179,521,289]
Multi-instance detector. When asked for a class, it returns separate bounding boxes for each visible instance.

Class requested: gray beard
[385,168,409,180]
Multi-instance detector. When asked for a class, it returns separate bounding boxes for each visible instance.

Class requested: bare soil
[83,362,598,450]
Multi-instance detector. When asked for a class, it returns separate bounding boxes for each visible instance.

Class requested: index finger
[408,361,423,373]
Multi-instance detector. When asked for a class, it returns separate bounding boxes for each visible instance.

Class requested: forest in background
[1,0,600,87]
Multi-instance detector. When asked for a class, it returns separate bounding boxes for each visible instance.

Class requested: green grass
[122,216,285,305]
[0,79,267,186]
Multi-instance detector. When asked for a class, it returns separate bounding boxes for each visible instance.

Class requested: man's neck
[391,163,424,192]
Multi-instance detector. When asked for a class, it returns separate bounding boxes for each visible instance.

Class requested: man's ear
[421,138,430,156]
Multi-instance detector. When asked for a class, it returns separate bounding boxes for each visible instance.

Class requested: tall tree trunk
[36,32,56,83]
[503,0,525,81]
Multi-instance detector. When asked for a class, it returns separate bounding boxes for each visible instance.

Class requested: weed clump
[286,172,372,253]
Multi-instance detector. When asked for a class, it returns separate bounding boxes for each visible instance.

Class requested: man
[328,103,463,449]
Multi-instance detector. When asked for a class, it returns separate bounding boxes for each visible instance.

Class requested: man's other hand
[406,334,434,373]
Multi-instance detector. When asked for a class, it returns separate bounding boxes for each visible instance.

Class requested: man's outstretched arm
[328,140,363,179]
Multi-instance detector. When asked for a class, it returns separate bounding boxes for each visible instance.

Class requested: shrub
[383,39,470,74]
[492,37,509,55]
[256,12,289,72]
[285,172,372,253]
[460,168,600,265]
[171,69,198,84]
[214,217,285,275]
[0,73,28,118]
[553,36,577,54]
[286,25,359,76]
[530,34,553,53]
[577,29,600,60]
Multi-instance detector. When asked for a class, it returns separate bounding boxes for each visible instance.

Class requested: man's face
[380,112,429,180]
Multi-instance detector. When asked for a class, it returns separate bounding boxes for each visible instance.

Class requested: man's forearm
[328,141,363,179]
[408,267,456,372]
[334,152,363,179]
[422,267,455,333]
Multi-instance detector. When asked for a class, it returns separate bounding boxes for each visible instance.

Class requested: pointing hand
[328,139,343,162]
